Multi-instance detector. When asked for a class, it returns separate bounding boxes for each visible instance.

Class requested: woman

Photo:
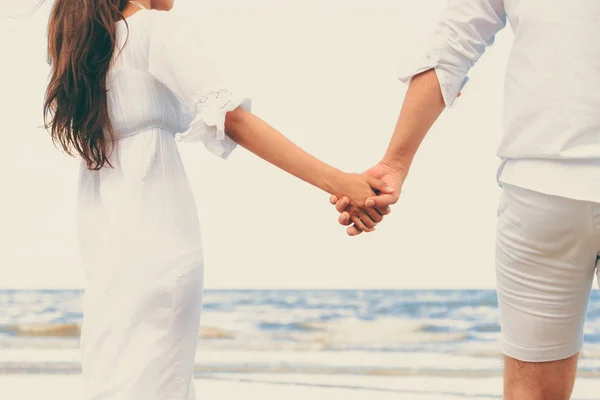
[43,1,391,398]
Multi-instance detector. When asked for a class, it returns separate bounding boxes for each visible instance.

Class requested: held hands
[329,172,395,233]
[330,162,406,236]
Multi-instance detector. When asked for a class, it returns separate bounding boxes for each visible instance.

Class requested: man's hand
[329,69,445,236]
[329,161,406,236]
[327,171,395,233]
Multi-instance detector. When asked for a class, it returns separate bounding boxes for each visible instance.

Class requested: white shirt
[398,0,600,202]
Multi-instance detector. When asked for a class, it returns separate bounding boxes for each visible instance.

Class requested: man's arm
[333,0,508,235]
[377,68,446,199]
[377,0,508,202]
[330,68,445,236]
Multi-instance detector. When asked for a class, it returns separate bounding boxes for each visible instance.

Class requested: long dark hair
[44,0,129,170]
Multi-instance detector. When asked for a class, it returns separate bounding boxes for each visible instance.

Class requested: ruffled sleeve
[397,0,507,108]
[148,11,251,159]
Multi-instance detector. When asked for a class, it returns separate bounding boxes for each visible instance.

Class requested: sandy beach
[2,373,600,400]
[1,374,496,400]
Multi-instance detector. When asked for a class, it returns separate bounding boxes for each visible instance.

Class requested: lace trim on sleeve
[175,89,251,159]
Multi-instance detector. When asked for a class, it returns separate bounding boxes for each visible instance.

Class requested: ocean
[3,289,600,379]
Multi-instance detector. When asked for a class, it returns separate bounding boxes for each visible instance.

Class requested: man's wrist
[380,155,411,178]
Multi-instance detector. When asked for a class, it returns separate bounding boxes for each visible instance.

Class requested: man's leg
[495,184,598,400]
[503,355,578,400]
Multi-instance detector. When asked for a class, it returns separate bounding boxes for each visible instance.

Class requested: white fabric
[397,0,600,203]
[78,10,250,400]
[498,158,600,203]
[496,184,600,362]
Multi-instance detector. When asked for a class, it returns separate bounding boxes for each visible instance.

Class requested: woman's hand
[329,172,395,232]
[222,108,394,231]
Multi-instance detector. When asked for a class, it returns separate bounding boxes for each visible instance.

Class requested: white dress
[76,10,250,400]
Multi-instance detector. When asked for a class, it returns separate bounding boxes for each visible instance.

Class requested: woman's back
[108,10,188,140]
[75,8,218,399]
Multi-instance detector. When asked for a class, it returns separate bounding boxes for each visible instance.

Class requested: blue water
[2,289,600,376]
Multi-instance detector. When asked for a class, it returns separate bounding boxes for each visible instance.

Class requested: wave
[0,361,503,377]
[286,318,470,346]
[200,327,235,339]
[0,324,235,340]
[1,324,81,337]
[457,346,600,361]
[3,319,600,362]
[3,359,600,378]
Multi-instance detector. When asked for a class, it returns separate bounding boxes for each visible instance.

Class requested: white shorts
[496,184,600,362]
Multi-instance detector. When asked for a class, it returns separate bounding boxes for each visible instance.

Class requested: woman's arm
[224,107,394,231]
[146,11,392,230]
[224,108,339,194]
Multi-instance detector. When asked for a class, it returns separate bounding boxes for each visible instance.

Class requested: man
[330,0,600,398]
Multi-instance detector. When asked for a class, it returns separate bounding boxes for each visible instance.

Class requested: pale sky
[0,0,513,289]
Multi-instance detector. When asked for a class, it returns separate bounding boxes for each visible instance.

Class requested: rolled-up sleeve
[398,0,507,108]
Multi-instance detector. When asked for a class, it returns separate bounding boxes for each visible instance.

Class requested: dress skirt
[77,128,204,400]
